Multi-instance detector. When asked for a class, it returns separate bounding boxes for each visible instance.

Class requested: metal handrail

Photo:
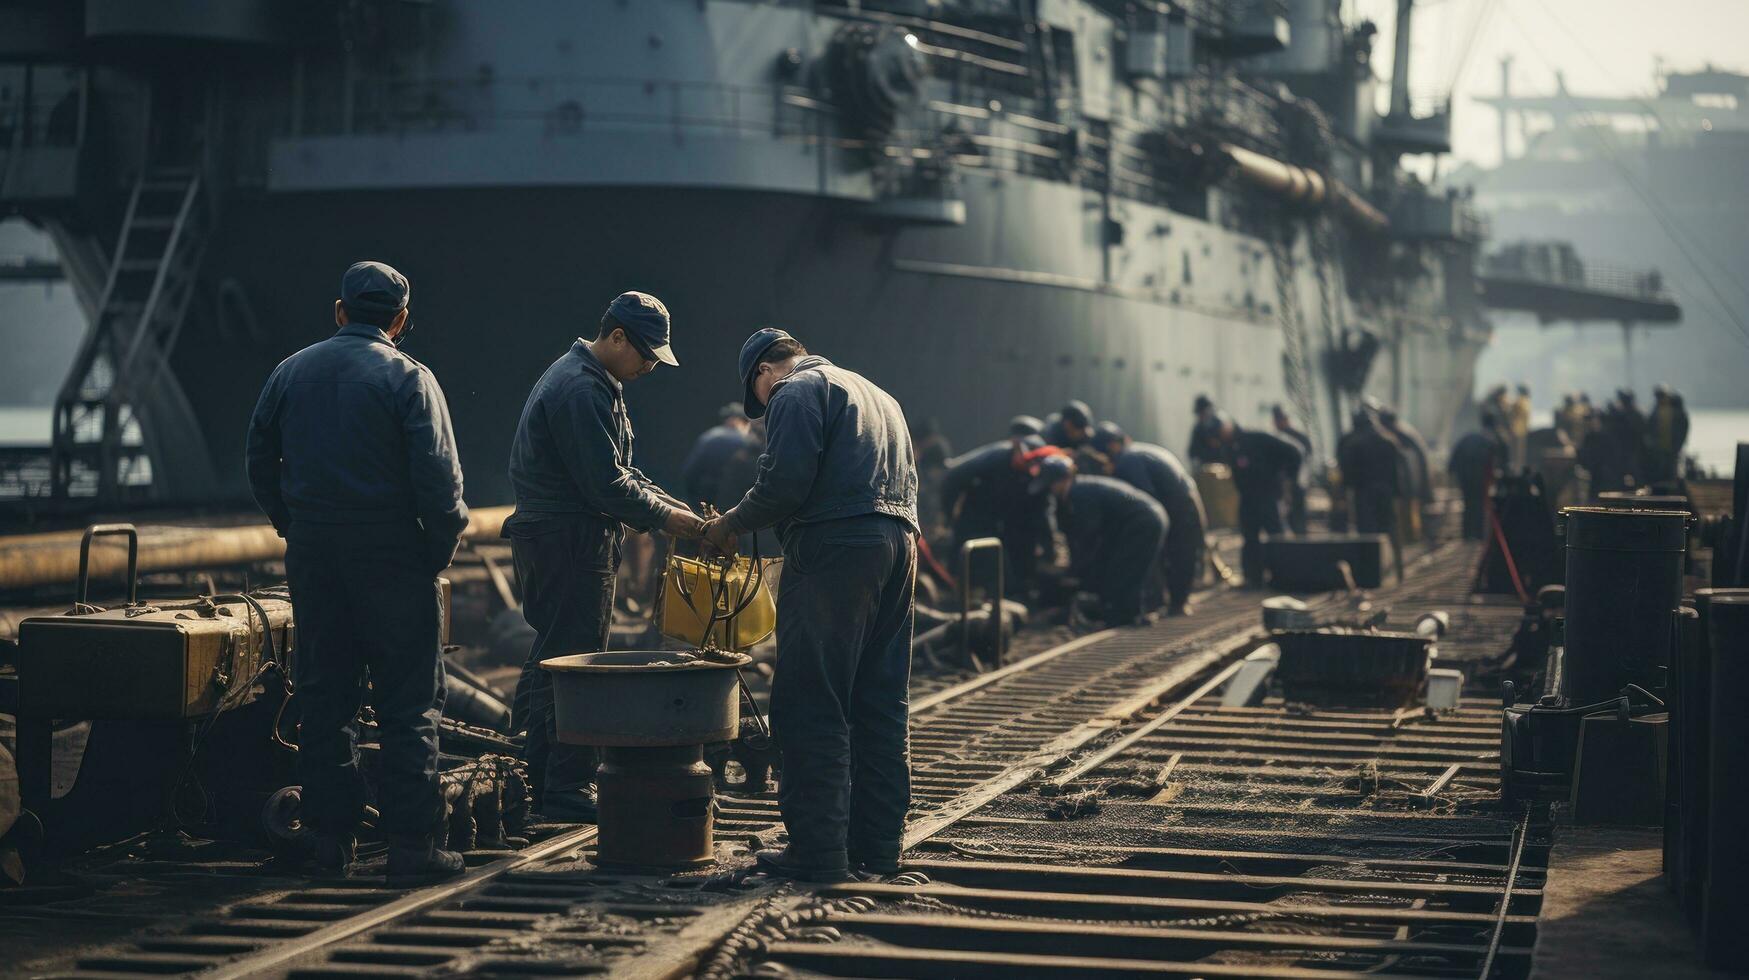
[958,537,1005,670]
[76,523,138,607]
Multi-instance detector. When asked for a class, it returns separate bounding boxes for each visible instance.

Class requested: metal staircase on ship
[50,167,217,503]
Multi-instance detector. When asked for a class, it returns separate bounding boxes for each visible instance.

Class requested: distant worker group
[1449,383,1693,540]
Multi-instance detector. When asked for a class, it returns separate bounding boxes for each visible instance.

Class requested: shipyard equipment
[1559,506,1688,705]
[543,649,750,870]
[0,0,1504,512]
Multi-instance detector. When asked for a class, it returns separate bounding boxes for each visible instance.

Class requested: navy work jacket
[724,356,918,542]
[682,423,751,507]
[1057,475,1167,575]
[245,322,468,567]
[505,340,672,537]
[1112,442,1207,534]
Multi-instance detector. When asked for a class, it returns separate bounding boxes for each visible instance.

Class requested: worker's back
[248,323,464,529]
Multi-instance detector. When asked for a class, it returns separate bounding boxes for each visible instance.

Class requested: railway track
[22,542,1549,979]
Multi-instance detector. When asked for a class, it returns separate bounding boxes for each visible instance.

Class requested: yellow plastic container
[660,554,776,652]
[1196,463,1240,529]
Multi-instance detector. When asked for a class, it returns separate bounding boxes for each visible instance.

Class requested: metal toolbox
[1264,533,1395,590]
[17,597,294,720]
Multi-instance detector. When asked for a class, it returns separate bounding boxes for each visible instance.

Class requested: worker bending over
[1092,423,1207,616]
[1033,455,1168,625]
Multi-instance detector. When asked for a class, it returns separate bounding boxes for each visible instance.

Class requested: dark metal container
[1704,594,1749,969]
[541,650,748,748]
[1675,589,1749,923]
[1502,696,1595,803]
[1271,629,1432,708]
[1596,491,1693,515]
[1559,506,1688,705]
[595,744,716,870]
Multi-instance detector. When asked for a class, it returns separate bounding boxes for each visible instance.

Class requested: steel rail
[1479,805,1534,979]
[197,824,599,980]
[1046,659,1247,789]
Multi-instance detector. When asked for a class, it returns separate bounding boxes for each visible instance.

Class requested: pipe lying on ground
[0,505,513,591]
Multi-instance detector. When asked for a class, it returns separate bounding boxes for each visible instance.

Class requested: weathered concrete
[1532,825,1731,979]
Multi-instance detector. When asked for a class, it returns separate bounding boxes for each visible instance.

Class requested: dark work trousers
[771,514,916,866]
[1162,523,1203,610]
[508,517,618,805]
[1352,489,1397,535]
[285,522,445,840]
[1286,481,1309,535]
[1091,517,1167,624]
[1238,490,1285,586]
[1459,485,1486,540]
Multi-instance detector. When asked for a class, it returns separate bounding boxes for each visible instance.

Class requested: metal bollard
[959,537,1005,670]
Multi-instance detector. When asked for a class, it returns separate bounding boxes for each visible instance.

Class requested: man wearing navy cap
[1041,400,1095,449]
[1032,454,1169,625]
[701,328,918,882]
[504,291,705,821]
[246,260,469,883]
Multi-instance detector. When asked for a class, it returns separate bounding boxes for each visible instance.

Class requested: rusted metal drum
[540,650,748,747]
[1559,506,1688,706]
[595,744,716,869]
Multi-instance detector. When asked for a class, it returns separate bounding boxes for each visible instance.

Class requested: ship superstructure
[1464,65,1740,400]
[0,0,1493,509]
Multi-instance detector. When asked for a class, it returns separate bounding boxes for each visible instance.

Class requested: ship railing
[309,74,844,145]
[1,63,92,202]
[1484,254,1674,300]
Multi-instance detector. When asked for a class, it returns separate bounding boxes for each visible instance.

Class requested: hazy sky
[1348,0,1749,167]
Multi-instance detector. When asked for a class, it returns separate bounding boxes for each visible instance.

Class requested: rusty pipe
[0,505,513,591]
[1223,143,1328,206]
[1217,143,1388,232]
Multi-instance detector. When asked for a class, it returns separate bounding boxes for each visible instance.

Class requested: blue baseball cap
[340,261,410,318]
[738,326,794,419]
[606,291,677,367]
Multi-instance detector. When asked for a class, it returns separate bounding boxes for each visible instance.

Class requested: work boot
[300,832,357,879]
[386,834,466,886]
[534,786,599,824]
[754,846,852,883]
[848,849,903,879]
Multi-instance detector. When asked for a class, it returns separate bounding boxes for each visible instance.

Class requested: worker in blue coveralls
[1032,454,1168,625]
[504,291,707,821]
[246,260,469,884]
[1091,422,1208,616]
[937,430,1051,595]
[1200,416,1303,587]
[701,327,919,883]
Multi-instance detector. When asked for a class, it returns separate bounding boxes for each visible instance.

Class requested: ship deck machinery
[1,0,1490,512]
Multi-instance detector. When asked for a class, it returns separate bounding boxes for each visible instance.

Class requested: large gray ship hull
[179,174,1479,507]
